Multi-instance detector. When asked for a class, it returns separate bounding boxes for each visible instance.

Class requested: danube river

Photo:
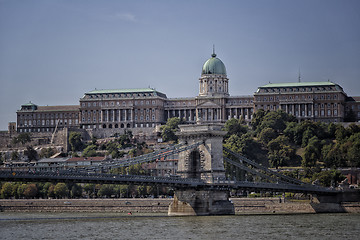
[0,212,359,239]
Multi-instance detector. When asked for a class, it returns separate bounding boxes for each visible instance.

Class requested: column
[125,109,128,122]
[305,104,308,117]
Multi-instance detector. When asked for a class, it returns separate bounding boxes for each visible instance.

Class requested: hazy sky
[1,0,359,130]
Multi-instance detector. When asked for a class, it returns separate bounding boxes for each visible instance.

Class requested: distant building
[254,82,348,122]
[15,51,360,133]
[79,88,168,130]
[16,102,79,133]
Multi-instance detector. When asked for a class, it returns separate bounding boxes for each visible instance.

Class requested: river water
[0,212,359,240]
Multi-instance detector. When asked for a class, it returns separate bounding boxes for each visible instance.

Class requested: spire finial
[298,68,301,83]
[212,44,216,57]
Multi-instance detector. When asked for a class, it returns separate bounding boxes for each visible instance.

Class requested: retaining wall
[1,198,359,214]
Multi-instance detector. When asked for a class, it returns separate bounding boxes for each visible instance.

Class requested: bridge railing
[0,169,205,186]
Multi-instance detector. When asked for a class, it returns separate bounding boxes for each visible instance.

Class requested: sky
[0,0,359,130]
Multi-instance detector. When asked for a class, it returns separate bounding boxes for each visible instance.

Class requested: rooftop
[84,88,167,99]
[260,81,337,88]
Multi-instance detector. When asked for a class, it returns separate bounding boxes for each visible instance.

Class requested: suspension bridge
[0,123,351,215]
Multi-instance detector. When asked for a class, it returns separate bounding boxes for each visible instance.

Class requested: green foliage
[82,144,98,157]
[258,127,277,145]
[267,136,295,169]
[70,184,83,198]
[302,136,322,168]
[11,150,19,160]
[312,170,345,187]
[23,184,38,198]
[0,153,4,165]
[224,133,262,161]
[250,109,266,132]
[160,117,185,142]
[12,133,31,145]
[69,132,84,152]
[98,185,116,198]
[83,183,96,197]
[39,148,56,158]
[224,118,248,138]
[1,182,13,199]
[54,183,69,199]
[24,146,38,161]
[255,110,296,135]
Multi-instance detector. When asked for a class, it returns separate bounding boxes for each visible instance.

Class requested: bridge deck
[0,170,337,194]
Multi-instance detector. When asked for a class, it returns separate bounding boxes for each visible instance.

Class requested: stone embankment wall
[0,199,172,213]
[1,198,359,214]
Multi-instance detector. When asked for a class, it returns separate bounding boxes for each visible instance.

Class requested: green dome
[201,53,227,75]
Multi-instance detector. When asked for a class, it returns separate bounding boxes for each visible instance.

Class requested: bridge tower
[168,123,235,216]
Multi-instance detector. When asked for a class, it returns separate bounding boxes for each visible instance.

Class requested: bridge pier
[168,123,234,216]
[168,189,235,216]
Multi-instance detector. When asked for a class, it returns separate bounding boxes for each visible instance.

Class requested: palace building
[16,51,360,134]
[16,102,79,133]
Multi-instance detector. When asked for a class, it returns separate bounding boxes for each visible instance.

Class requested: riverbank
[1,198,360,214]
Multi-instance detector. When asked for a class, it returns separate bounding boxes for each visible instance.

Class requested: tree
[17,184,27,198]
[160,117,184,142]
[98,185,115,198]
[302,136,322,168]
[224,118,248,139]
[267,136,295,169]
[23,184,38,198]
[12,133,31,145]
[39,148,56,158]
[69,132,84,152]
[54,183,69,198]
[258,127,277,145]
[83,184,96,198]
[82,144,98,157]
[70,184,83,198]
[24,146,38,161]
[251,109,266,132]
[312,170,345,187]
[1,182,13,199]
[0,152,5,165]
[255,110,296,135]
[11,150,20,161]
[346,133,360,167]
